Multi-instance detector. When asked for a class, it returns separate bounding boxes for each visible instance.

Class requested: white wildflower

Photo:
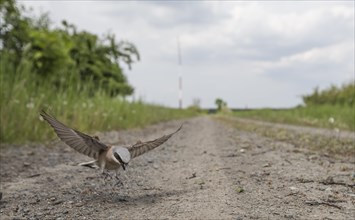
[26,102,34,109]
[39,115,44,121]
[328,117,335,124]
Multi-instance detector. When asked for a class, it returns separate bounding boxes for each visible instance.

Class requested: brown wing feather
[128,125,182,158]
[40,110,108,159]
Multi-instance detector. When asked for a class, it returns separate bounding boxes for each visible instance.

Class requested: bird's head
[112,147,131,170]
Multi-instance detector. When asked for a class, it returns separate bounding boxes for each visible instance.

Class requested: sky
[21,1,354,108]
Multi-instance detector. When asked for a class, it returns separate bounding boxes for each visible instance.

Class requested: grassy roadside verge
[216,116,355,156]
[1,94,198,144]
[232,105,354,131]
[0,60,198,144]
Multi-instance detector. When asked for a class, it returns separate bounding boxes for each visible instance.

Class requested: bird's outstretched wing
[40,110,108,159]
[128,125,182,158]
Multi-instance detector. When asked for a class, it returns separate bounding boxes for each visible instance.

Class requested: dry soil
[0,116,354,219]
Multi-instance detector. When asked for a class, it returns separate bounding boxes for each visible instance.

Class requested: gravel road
[0,116,354,219]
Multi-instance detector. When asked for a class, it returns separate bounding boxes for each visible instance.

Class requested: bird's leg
[102,170,113,181]
[114,169,124,187]
[100,170,114,188]
[98,161,113,185]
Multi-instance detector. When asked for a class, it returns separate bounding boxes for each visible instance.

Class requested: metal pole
[177,37,183,109]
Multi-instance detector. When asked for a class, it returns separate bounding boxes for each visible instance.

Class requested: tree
[0,0,32,61]
[215,98,227,111]
[0,0,139,97]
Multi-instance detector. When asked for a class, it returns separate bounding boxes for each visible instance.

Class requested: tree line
[0,0,139,96]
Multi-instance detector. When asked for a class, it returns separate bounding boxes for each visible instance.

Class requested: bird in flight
[40,110,182,180]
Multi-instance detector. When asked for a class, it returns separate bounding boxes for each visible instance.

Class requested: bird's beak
[122,163,126,171]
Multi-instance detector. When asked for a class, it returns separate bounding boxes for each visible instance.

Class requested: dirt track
[0,116,354,219]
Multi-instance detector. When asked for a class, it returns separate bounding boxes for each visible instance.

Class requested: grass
[232,105,355,131]
[0,56,198,144]
[217,116,355,156]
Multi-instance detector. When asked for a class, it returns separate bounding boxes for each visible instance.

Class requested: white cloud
[277,41,353,65]
[261,40,354,85]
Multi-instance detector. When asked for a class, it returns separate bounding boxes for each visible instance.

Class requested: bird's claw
[114,175,124,187]
[102,171,113,185]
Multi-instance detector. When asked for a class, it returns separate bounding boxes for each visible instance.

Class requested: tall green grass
[233,106,354,131]
[0,54,197,144]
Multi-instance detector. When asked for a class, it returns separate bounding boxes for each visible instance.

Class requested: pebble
[284,214,295,219]
[27,151,35,155]
[289,186,298,191]
[14,205,19,212]
[75,203,84,207]
[325,187,332,192]
[53,200,63,205]
[308,155,318,160]
[235,187,244,193]
[263,163,271,167]
[29,198,41,204]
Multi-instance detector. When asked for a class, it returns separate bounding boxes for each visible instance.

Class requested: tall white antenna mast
[177,36,183,109]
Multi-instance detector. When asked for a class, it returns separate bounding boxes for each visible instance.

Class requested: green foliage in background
[1,0,139,96]
[302,82,354,106]
[0,0,197,144]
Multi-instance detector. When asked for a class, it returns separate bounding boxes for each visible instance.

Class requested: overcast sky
[22,1,354,108]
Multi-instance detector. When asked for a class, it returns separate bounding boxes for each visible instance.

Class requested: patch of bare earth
[0,116,354,219]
